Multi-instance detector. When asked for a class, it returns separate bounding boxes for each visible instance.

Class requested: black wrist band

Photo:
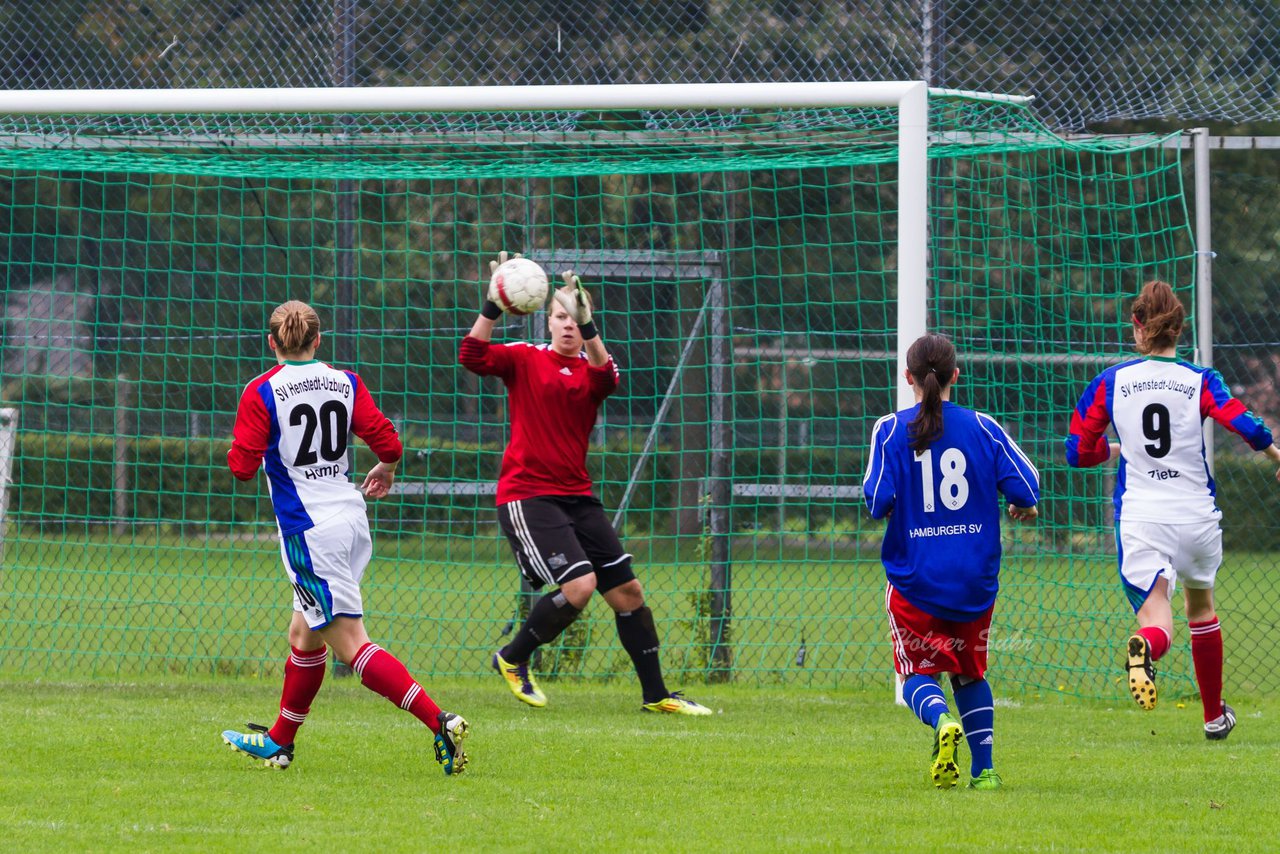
[480,300,503,320]
[579,320,598,340]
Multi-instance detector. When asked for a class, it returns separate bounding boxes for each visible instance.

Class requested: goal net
[0,84,1194,698]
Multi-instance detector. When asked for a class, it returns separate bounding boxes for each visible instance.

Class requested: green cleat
[968,768,1003,790]
[930,713,964,789]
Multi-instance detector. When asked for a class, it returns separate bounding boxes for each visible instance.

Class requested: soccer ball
[490,257,549,315]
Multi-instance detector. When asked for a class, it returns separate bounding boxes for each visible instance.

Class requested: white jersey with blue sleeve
[1065,356,1274,522]
[863,402,1040,621]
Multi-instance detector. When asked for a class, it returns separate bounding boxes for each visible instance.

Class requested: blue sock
[953,678,995,775]
[903,674,950,728]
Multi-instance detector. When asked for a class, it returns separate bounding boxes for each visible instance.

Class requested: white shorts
[1117,518,1222,611]
[279,512,372,629]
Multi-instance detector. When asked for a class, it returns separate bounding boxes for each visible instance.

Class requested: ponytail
[269,300,321,355]
[1130,280,1185,354]
[906,333,957,454]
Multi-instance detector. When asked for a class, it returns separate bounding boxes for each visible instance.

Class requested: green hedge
[6,430,676,534]
[16,429,1268,544]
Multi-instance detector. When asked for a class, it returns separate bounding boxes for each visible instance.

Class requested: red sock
[1136,626,1171,661]
[1189,617,1224,722]
[351,642,442,732]
[268,646,327,745]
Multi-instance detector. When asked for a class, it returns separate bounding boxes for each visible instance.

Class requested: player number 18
[913,447,970,512]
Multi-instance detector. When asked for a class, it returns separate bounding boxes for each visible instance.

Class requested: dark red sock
[351,642,442,732]
[1189,617,1224,722]
[268,646,327,745]
[1136,625,1171,661]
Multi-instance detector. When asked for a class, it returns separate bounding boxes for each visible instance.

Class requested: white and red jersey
[459,336,618,504]
[1066,355,1273,522]
[228,359,402,535]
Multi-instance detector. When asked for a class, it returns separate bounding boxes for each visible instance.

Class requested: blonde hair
[1130,280,1185,354]
[269,300,321,355]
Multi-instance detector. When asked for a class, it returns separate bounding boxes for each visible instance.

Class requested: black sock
[502,590,581,663]
[615,606,668,703]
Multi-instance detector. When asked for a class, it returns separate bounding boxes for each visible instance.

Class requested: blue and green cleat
[930,713,964,789]
[433,711,470,776]
[221,723,293,770]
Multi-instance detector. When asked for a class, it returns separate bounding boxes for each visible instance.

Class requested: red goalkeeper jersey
[459,336,619,504]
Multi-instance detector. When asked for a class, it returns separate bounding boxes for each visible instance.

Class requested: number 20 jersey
[228,360,403,535]
[1065,356,1273,523]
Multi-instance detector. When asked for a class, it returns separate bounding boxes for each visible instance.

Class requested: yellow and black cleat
[1126,635,1158,710]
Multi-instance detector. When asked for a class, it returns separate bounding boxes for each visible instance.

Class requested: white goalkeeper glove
[481,250,522,319]
[553,270,596,338]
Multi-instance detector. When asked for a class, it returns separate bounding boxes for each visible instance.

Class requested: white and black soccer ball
[490,257,550,315]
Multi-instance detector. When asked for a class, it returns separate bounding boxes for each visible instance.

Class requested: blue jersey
[863,402,1040,620]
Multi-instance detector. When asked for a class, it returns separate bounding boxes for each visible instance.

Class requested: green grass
[4,530,1280,699]
[2,677,1275,852]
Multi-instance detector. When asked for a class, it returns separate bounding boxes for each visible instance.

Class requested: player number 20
[290,401,349,466]
[913,447,970,512]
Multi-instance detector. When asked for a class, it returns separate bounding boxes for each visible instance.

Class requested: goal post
[0,83,1195,698]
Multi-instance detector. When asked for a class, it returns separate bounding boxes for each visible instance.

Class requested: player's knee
[560,573,597,608]
[606,578,645,612]
[950,673,978,691]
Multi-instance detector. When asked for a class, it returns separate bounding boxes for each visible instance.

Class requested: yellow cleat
[642,692,713,715]
[1126,635,1157,710]
[930,713,963,789]
[492,651,547,708]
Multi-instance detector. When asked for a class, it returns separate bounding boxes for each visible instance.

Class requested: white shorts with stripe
[1117,518,1222,611]
[279,511,372,629]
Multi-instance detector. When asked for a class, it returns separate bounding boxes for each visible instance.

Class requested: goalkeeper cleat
[492,651,547,708]
[930,713,963,789]
[433,711,470,776]
[967,768,1003,790]
[641,692,713,716]
[222,723,293,770]
[1204,703,1236,741]
[1126,634,1158,710]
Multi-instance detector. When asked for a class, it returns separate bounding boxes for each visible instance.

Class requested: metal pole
[921,0,938,87]
[0,408,17,562]
[708,273,732,678]
[1193,128,1214,473]
[331,0,357,678]
[113,375,132,536]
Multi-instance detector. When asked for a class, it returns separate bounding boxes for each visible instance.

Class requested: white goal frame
[0,81,1039,694]
[0,80,941,404]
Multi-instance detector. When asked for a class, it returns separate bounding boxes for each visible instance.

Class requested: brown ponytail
[269,300,321,356]
[1130,280,1185,354]
[906,333,957,454]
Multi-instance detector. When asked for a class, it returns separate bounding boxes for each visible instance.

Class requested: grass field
[2,676,1275,852]
[4,530,1280,700]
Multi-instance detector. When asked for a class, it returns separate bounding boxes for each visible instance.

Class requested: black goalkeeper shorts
[496,494,636,593]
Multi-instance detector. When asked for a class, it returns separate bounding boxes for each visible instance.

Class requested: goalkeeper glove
[481,250,522,320]
[553,269,597,339]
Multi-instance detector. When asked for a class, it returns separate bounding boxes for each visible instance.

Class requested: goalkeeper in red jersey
[220,300,469,774]
[460,253,711,715]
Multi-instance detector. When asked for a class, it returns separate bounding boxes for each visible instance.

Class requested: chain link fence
[1,1,1279,694]
[2,2,1279,130]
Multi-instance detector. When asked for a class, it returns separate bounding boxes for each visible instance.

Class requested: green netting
[0,95,1216,700]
